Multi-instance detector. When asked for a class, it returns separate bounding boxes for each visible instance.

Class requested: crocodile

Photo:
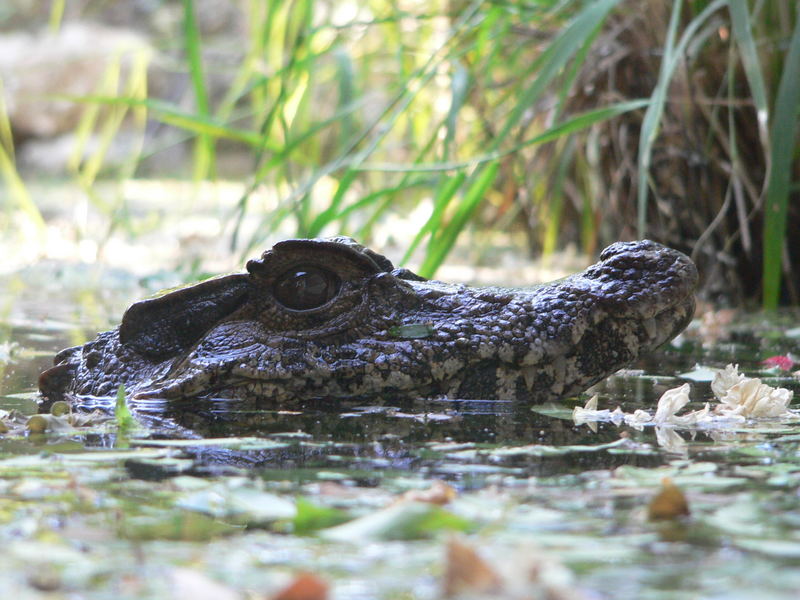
[39,237,697,404]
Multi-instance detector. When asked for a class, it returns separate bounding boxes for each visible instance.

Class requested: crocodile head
[39,238,697,404]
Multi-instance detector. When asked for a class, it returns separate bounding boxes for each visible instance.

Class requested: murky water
[2,272,800,599]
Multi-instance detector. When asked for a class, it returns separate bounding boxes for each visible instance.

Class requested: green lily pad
[322,501,473,541]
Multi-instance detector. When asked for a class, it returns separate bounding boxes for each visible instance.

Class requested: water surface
[2,273,800,599]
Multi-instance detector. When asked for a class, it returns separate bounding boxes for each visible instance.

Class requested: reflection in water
[102,393,662,479]
[5,300,800,484]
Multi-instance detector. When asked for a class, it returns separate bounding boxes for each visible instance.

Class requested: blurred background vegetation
[0,0,797,307]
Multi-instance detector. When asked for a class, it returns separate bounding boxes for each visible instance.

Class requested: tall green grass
[634,0,798,307]
[760,8,800,308]
[42,0,634,272]
[3,0,798,304]
[0,80,45,238]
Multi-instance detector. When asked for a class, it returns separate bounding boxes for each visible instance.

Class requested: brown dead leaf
[400,480,457,505]
[442,537,502,597]
[270,572,329,600]
[648,477,690,521]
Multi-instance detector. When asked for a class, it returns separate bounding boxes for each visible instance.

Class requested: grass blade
[491,0,621,151]
[401,172,467,265]
[48,0,65,32]
[62,95,278,150]
[360,99,650,173]
[636,0,684,236]
[0,93,45,236]
[542,137,576,256]
[443,64,470,159]
[418,162,499,277]
[636,0,727,235]
[762,13,800,308]
[182,0,216,179]
[728,0,769,144]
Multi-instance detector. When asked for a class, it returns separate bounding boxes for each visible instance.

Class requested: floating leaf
[400,480,457,505]
[322,501,472,542]
[648,478,690,521]
[270,572,329,600]
[176,485,297,525]
[115,384,135,432]
[26,413,75,434]
[119,511,241,541]
[678,364,718,382]
[292,497,349,534]
[49,401,70,416]
[735,539,800,559]
[442,537,501,597]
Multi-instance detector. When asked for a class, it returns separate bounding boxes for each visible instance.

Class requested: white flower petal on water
[572,395,596,424]
[653,384,691,423]
[624,409,653,429]
[670,402,712,426]
[711,364,746,400]
[572,395,613,426]
[610,406,625,426]
[570,367,793,432]
[763,386,794,415]
[655,426,687,455]
[716,377,793,418]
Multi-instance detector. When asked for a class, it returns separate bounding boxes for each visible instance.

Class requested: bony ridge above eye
[273,265,341,311]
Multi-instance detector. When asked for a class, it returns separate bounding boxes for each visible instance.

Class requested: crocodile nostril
[38,363,76,398]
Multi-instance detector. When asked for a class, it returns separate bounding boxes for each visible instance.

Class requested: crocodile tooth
[551,355,566,395]
[522,365,536,390]
[643,317,657,339]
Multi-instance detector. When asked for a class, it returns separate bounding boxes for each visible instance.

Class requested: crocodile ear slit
[119,274,250,359]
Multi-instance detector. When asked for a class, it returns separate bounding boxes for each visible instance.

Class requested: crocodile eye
[273,266,340,311]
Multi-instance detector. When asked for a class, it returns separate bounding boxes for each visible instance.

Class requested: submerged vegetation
[0,0,798,304]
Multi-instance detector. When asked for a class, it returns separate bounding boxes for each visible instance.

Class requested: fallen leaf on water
[322,500,472,542]
[648,477,690,521]
[652,384,691,423]
[442,537,501,597]
[647,384,710,427]
[443,537,589,599]
[26,414,75,434]
[400,480,457,505]
[270,572,329,600]
[292,497,349,534]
